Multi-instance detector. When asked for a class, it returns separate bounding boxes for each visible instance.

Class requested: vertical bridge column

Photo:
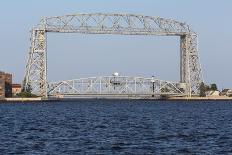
[180,34,203,96]
[180,35,191,95]
[180,35,187,84]
[23,29,47,97]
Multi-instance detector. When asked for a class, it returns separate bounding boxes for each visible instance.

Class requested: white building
[206,90,220,97]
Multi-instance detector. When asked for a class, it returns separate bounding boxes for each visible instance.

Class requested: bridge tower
[23,29,47,97]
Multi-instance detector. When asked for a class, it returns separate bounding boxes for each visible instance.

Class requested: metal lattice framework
[23,13,203,97]
[48,76,186,98]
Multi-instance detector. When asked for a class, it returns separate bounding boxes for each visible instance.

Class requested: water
[0,100,232,154]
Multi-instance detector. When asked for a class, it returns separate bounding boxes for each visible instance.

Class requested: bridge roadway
[47,75,187,99]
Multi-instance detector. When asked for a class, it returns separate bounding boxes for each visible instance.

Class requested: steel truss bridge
[23,13,203,98]
[48,76,186,98]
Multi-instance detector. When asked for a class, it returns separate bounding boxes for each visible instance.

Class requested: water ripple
[0,100,232,154]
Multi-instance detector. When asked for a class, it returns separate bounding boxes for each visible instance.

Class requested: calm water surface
[0,100,232,154]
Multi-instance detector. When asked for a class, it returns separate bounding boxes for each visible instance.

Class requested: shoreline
[168,96,232,101]
[0,96,232,102]
[0,97,61,103]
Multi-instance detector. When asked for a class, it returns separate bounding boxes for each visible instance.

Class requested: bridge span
[47,74,187,99]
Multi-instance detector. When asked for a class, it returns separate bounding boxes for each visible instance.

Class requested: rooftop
[12,84,21,88]
[0,71,11,75]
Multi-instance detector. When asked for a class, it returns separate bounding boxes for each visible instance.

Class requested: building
[12,84,22,96]
[206,90,220,97]
[0,71,12,99]
[227,90,232,97]
[0,79,5,99]
[220,89,232,97]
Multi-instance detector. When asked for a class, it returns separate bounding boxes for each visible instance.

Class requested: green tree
[19,83,37,98]
[17,92,37,98]
[210,83,218,91]
[204,85,210,91]
[199,82,206,97]
[21,83,32,93]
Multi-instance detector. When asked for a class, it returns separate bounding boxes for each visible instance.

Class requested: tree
[16,92,37,98]
[210,83,218,91]
[204,85,210,91]
[19,82,37,98]
[21,82,32,94]
[199,82,206,97]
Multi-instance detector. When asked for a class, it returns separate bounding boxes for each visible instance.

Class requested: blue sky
[0,0,231,89]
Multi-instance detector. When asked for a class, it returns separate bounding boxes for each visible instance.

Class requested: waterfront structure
[23,13,203,98]
[0,80,4,99]
[220,89,232,97]
[0,71,12,99]
[48,74,187,98]
[206,90,220,97]
[227,90,232,97]
[12,84,22,96]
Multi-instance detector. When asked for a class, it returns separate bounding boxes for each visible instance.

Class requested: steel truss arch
[48,76,186,97]
[23,13,203,97]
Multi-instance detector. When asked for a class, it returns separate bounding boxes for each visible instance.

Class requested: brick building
[12,84,22,96]
[0,71,12,99]
[0,79,4,99]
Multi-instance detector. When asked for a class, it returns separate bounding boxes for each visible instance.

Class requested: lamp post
[151,76,155,97]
